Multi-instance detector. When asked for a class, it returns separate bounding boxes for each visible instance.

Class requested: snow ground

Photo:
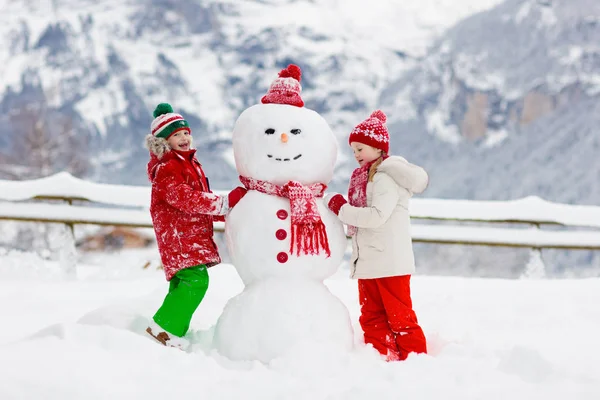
[0,248,598,400]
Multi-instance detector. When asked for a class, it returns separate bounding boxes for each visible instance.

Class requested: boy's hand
[228,187,248,210]
[324,193,347,216]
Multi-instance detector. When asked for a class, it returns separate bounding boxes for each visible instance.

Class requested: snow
[57,224,77,278]
[0,172,150,208]
[0,249,598,399]
[412,224,600,249]
[221,0,506,57]
[166,42,234,124]
[484,128,509,147]
[411,196,600,228]
[522,249,546,279]
[0,201,150,226]
[515,1,532,24]
[74,77,129,137]
[214,277,353,363]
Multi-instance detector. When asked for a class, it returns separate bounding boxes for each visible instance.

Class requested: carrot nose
[280,133,289,143]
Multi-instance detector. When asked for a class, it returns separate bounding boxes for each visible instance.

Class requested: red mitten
[326,194,347,215]
[228,186,247,210]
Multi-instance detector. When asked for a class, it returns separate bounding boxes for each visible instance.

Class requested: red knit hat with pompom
[261,64,304,107]
[348,110,390,153]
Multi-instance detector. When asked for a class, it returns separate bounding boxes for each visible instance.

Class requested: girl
[325,110,429,361]
[144,103,246,350]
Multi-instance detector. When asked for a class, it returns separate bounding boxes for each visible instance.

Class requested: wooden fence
[1,172,600,275]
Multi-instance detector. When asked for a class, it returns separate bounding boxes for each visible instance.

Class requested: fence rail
[2,201,600,250]
[1,172,600,276]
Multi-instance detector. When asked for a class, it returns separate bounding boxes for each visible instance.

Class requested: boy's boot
[146,320,190,351]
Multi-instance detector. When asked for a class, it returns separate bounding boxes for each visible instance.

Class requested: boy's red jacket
[147,149,224,280]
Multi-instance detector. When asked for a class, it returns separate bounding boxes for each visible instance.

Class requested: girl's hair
[368,152,386,182]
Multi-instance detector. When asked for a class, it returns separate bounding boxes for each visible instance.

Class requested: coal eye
[290,128,301,135]
[265,128,275,135]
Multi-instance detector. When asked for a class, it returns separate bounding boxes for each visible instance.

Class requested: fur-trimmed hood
[377,156,429,194]
[145,134,195,159]
[145,134,171,159]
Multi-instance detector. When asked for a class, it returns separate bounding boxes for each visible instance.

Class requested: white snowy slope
[0,248,598,399]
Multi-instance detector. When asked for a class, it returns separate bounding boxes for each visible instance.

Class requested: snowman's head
[233,104,337,185]
[232,64,337,185]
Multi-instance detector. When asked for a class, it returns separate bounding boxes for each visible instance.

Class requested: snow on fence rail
[1,172,600,275]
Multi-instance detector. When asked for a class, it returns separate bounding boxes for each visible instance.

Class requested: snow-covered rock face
[232,103,337,186]
[0,0,505,185]
[382,0,600,143]
[375,0,600,218]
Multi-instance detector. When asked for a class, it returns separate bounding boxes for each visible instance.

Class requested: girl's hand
[324,193,347,216]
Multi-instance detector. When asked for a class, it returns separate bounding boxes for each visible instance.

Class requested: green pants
[153,265,209,337]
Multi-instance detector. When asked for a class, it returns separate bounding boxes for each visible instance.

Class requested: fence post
[59,198,77,278]
[521,223,546,279]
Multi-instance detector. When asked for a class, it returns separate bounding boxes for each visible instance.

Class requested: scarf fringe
[290,221,331,258]
[240,176,331,257]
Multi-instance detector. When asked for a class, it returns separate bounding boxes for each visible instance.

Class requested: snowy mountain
[2,0,597,203]
[381,0,600,205]
[0,0,504,186]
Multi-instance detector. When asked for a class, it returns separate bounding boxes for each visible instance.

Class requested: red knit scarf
[239,176,331,257]
[347,157,387,236]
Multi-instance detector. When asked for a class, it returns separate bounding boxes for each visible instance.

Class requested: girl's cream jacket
[338,156,428,279]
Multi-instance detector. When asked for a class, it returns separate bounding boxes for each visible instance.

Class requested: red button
[277,209,288,220]
[277,252,288,263]
[276,229,287,240]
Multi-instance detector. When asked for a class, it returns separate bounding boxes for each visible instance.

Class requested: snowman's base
[213,278,353,363]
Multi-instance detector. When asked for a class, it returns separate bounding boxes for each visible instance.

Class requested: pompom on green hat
[150,103,190,139]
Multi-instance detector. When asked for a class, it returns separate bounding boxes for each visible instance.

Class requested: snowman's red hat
[261,64,304,108]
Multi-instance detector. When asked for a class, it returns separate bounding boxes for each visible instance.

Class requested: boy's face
[350,142,382,167]
[167,130,192,151]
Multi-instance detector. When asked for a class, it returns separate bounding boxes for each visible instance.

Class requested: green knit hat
[150,103,190,139]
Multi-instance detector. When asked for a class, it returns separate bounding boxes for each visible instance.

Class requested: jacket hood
[145,133,195,158]
[147,152,162,181]
[145,134,170,159]
[377,156,429,194]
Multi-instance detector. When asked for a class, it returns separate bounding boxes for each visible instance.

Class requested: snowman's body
[225,191,346,283]
[213,102,353,362]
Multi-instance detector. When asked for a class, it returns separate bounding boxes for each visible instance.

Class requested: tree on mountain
[3,90,89,180]
[0,91,90,275]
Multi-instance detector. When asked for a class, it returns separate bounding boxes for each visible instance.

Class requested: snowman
[213,65,353,362]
